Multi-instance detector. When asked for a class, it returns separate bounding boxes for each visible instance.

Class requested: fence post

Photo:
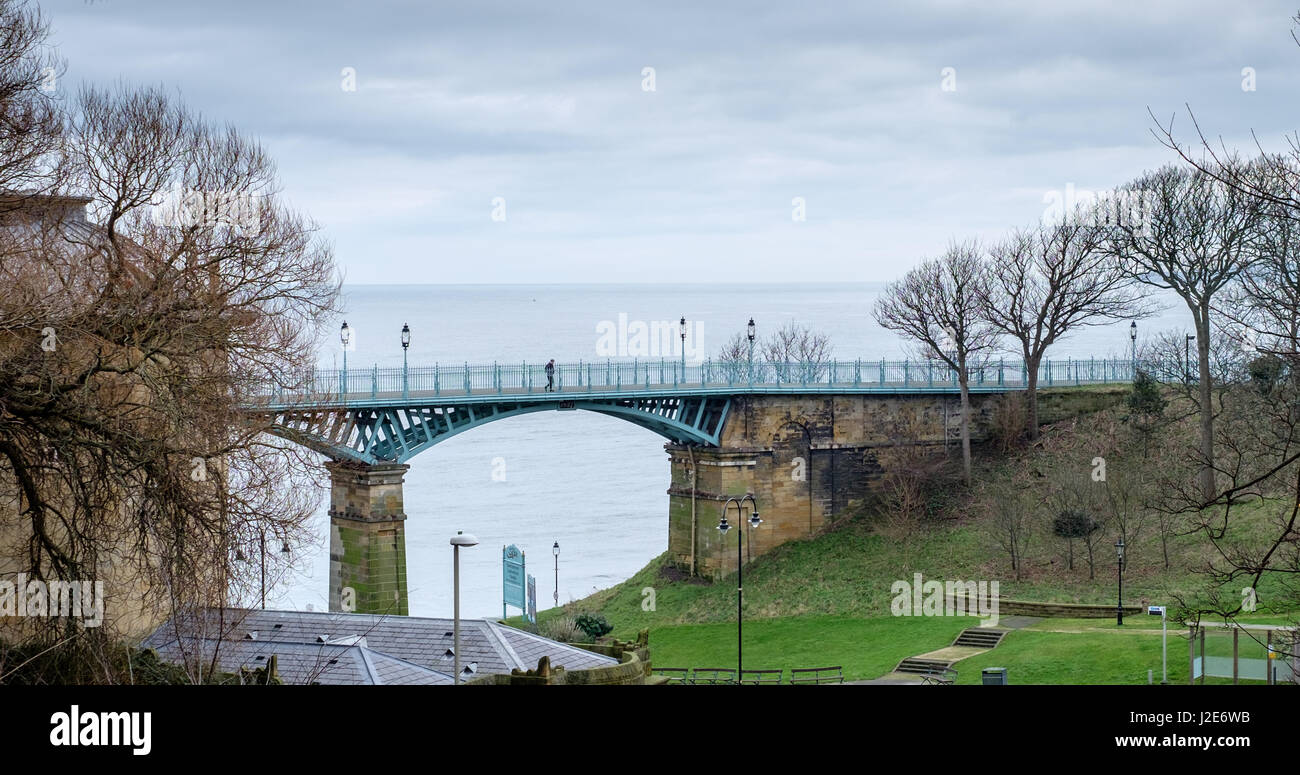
[434,364,440,396]
[998,358,1004,386]
[903,360,910,387]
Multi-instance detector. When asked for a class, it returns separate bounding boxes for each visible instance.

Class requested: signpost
[502,544,526,619]
[527,574,537,624]
[1148,605,1167,684]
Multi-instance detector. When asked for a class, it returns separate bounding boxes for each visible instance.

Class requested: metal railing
[249,357,1138,406]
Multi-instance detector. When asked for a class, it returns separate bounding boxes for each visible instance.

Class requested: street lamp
[450,531,479,685]
[340,321,351,399]
[679,316,687,376]
[235,528,290,609]
[1185,334,1196,383]
[401,323,411,399]
[747,318,756,383]
[1130,321,1137,376]
[1115,537,1126,626]
[718,494,761,681]
[552,541,560,608]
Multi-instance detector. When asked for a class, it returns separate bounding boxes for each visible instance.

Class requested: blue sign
[502,544,526,618]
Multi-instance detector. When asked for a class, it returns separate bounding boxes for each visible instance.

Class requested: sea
[273,282,1189,618]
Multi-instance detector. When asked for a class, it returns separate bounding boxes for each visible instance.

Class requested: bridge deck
[248,358,1134,411]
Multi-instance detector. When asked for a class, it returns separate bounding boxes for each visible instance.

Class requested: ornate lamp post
[552,541,560,608]
[1130,321,1137,376]
[1115,537,1126,626]
[450,531,479,685]
[1185,334,1196,383]
[679,316,687,376]
[340,321,351,399]
[401,322,411,399]
[747,318,756,384]
[718,494,761,682]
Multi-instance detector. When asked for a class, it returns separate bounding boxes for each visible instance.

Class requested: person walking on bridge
[545,359,556,392]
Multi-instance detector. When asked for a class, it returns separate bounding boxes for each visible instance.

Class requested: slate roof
[142,608,617,685]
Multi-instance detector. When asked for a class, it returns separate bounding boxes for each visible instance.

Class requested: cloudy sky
[39,0,1300,284]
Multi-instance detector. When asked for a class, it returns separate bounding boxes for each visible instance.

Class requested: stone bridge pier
[325,461,410,615]
[667,393,980,580]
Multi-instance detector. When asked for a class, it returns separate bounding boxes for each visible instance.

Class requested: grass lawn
[638,614,1291,684]
[647,614,979,681]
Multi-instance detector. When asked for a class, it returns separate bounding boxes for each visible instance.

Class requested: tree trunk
[958,366,972,486]
[1195,304,1215,501]
[1025,353,1041,441]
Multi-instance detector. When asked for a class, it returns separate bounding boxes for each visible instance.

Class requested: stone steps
[895,657,954,675]
[952,628,1008,648]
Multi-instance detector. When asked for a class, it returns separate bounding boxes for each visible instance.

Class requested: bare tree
[1101,163,1263,501]
[871,414,954,538]
[987,474,1035,581]
[874,241,1001,485]
[759,320,832,382]
[0,75,340,681]
[713,330,752,383]
[1048,469,1103,576]
[0,0,62,203]
[981,215,1151,440]
[1136,327,1248,423]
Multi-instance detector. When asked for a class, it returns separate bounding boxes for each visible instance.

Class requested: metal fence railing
[248,357,1138,406]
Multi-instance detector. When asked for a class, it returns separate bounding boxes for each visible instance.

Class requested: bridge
[244,357,1134,615]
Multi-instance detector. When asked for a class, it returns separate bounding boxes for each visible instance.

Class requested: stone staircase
[895,657,955,676]
[952,628,1008,649]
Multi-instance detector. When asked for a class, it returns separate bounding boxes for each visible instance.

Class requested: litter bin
[982,667,1008,685]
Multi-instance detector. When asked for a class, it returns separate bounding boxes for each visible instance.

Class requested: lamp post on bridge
[340,321,351,399]
[718,494,761,682]
[552,541,560,608]
[679,316,687,378]
[401,323,411,400]
[747,318,756,383]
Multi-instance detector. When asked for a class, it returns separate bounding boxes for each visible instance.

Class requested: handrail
[245,357,1136,406]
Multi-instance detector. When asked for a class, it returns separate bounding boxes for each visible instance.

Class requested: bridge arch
[266,395,732,464]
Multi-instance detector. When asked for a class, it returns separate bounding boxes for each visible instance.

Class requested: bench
[789,666,844,685]
[739,669,783,685]
[653,667,691,685]
[692,668,737,685]
[920,667,958,685]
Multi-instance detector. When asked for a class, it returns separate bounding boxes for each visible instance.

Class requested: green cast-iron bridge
[246,358,1136,465]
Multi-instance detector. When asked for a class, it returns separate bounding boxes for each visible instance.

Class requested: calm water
[273,283,1187,618]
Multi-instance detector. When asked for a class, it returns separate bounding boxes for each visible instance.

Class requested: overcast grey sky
[40,0,1300,284]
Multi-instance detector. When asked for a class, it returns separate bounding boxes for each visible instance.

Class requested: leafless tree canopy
[0,3,340,681]
[981,213,1151,438]
[874,240,1001,485]
[1102,162,1263,500]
